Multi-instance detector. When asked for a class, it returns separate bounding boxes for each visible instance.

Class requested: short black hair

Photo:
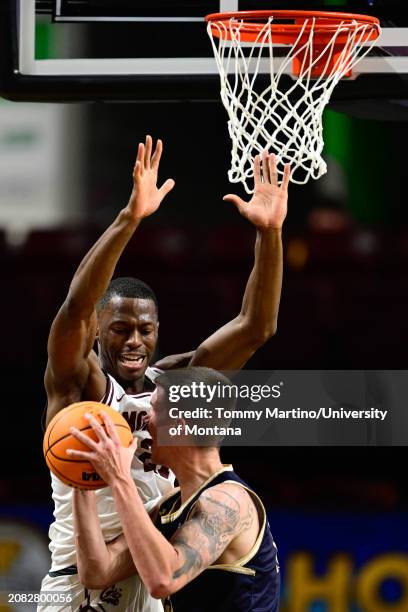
[97,277,158,313]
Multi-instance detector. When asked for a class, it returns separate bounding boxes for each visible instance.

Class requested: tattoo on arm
[172,542,202,579]
[196,491,239,543]
[171,487,255,583]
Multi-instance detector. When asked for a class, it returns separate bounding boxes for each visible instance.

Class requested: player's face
[97,296,158,385]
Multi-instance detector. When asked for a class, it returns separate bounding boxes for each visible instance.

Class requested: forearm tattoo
[171,488,255,581]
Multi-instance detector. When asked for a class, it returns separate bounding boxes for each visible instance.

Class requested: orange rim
[205,10,380,45]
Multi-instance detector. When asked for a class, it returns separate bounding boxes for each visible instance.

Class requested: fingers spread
[281,163,291,190]
[69,426,99,451]
[261,152,270,183]
[223,194,246,214]
[135,143,145,176]
[136,142,144,164]
[85,413,108,443]
[269,154,278,186]
[144,135,152,169]
[254,151,290,188]
[66,448,94,460]
[133,160,142,180]
[100,411,120,445]
[253,154,261,185]
[159,178,175,198]
[151,138,163,170]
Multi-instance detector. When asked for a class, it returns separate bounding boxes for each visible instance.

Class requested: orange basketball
[43,401,133,490]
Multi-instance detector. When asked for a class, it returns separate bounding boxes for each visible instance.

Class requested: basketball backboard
[0,0,407,104]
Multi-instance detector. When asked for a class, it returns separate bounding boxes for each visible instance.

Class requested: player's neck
[116,373,154,395]
[172,450,224,503]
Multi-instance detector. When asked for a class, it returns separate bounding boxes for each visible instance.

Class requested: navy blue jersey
[155,465,280,612]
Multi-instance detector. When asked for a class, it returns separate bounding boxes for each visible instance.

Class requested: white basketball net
[207,16,380,192]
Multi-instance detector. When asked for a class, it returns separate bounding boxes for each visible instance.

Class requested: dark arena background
[0,1,407,610]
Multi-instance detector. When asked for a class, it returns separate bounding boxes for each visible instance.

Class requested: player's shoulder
[191,483,253,537]
[197,481,252,515]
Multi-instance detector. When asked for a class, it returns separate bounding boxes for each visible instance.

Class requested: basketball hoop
[205,10,381,192]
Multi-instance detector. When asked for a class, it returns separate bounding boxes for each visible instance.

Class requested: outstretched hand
[224,153,290,230]
[67,412,137,486]
[127,135,175,221]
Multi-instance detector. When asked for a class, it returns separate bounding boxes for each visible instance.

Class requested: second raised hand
[127,135,175,222]
[223,153,290,230]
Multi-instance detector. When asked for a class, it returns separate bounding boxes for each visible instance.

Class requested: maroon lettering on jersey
[136,410,148,431]
[137,437,170,479]
[121,410,148,433]
[121,411,137,432]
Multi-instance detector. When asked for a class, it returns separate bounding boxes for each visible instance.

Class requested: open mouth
[119,354,146,369]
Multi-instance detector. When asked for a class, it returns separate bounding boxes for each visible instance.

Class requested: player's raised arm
[190,153,290,370]
[45,136,175,424]
[154,350,195,370]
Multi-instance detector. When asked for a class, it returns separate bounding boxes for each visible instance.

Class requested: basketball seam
[45,402,94,452]
[45,445,94,463]
[46,422,131,453]
[45,401,127,451]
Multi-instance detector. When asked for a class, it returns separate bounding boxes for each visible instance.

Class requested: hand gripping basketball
[43,402,134,489]
[67,411,138,487]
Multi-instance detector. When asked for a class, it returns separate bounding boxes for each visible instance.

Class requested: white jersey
[39,572,163,612]
[48,366,174,572]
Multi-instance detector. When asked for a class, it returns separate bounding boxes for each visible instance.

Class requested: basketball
[43,401,133,490]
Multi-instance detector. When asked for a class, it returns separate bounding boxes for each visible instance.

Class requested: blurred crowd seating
[2,222,407,369]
